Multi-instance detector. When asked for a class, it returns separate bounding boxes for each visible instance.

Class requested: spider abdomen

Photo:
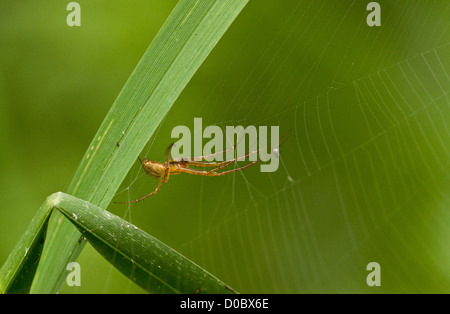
[142,159,165,178]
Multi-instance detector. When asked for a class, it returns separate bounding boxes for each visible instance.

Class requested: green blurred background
[1,0,449,293]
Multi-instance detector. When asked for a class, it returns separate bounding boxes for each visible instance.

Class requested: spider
[115,132,289,204]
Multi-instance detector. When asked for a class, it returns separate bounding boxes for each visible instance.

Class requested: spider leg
[213,160,262,176]
[114,173,165,204]
[184,129,291,168]
[165,143,175,162]
[201,147,266,174]
[207,160,236,173]
[183,159,236,168]
[164,166,171,183]
[175,143,237,163]
[182,144,264,170]
[177,159,262,176]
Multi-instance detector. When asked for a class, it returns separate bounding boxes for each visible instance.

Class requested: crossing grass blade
[0,0,250,293]
[1,192,237,294]
[54,192,236,294]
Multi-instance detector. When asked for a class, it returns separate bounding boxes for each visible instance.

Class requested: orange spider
[116,132,289,203]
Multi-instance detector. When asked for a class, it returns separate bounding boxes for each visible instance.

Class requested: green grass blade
[0,194,59,293]
[1,191,235,294]
[54,192,236,294]
[30,0,249,293]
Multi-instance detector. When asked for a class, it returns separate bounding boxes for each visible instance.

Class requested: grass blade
[54,192,236,294]
[0,194,57,293]
[29,0,249,293]
[1,191,235,294]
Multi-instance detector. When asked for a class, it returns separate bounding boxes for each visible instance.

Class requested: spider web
[75,0,450,293]
[172,46,450,293]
